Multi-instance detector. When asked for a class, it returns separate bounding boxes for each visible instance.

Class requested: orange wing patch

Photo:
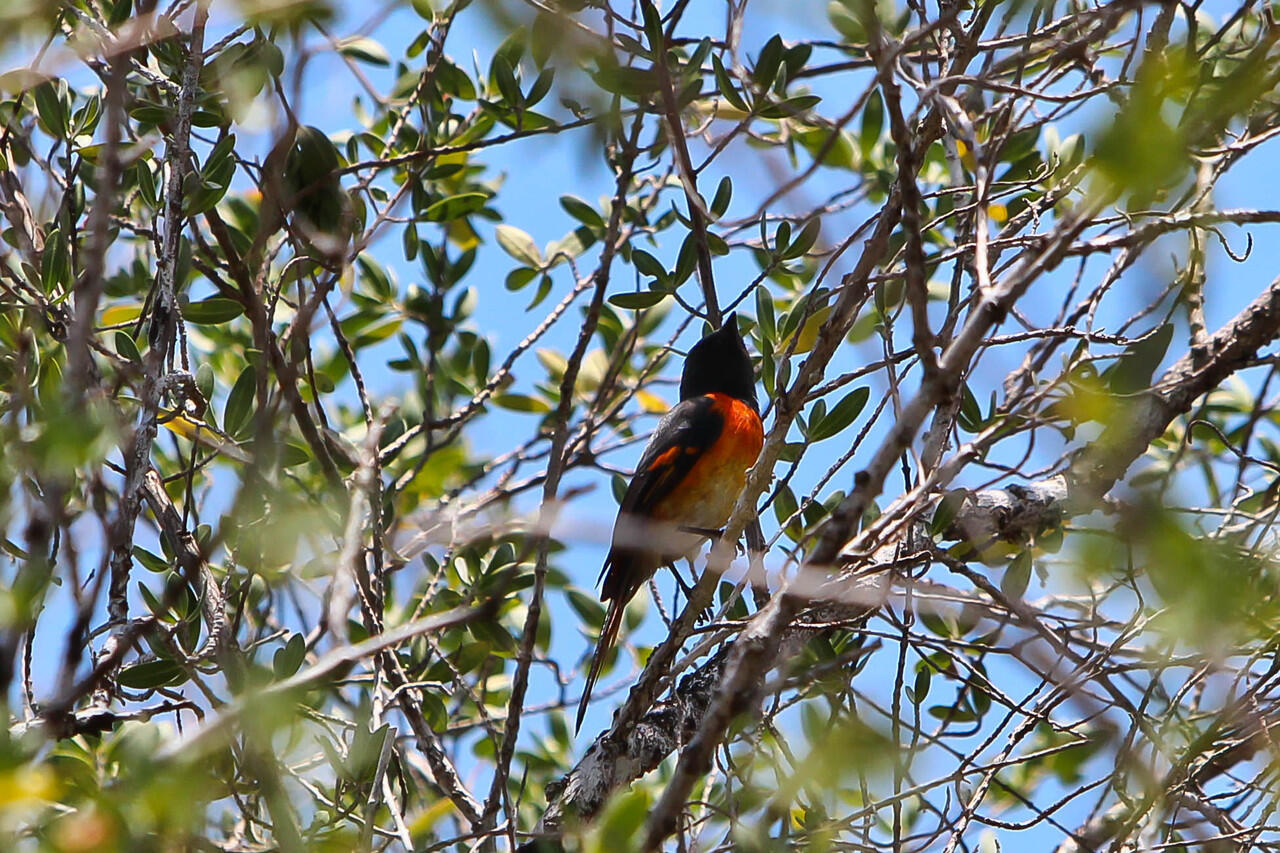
[651,393,763,529]
[647,446,683,471]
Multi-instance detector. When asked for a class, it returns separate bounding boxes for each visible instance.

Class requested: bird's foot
[670,564,714,624]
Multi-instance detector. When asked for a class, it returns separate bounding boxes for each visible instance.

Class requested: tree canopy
[3,0,1280,851]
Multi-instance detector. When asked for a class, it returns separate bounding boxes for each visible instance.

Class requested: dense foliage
[2,0,1280,850]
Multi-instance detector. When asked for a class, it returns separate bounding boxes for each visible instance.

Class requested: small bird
[577,313,764,732]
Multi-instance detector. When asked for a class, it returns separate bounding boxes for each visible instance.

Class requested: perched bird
[577,313,764,732]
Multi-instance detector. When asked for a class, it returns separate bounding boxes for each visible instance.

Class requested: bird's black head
[679,312,758,410]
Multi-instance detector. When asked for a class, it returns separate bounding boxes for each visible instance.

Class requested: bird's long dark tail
[575,599,625,733]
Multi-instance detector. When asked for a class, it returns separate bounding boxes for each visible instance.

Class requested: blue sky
[10,0,1280,844]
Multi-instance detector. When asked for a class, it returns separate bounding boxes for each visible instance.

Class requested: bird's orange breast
[652,393,764,530]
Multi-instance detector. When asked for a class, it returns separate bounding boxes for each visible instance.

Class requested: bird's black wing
[598,395,723,601]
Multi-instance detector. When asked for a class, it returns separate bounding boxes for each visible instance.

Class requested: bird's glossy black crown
[679,312,758,410]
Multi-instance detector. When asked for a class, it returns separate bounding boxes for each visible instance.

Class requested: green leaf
[272,633,306,679]
[755,286,776,341]
[560,195,604,229]
[919,609,953,638]
[757,94,821,119]
[686,37,713,79]
[195,362,214,400]
[615,33,649,59]
[774,221,792,255]
[184,132,237,215]
[505,267,537,291]
[530,11,559,67]
[810,386,869,441]
[114,331,141,363]
[753,35,784,92]
[472,338,491,382]
[403,225,419,261]
[488,106,556,132]
[546,227,595,264]
[957,383,983,432]
[773,483,800,531]
[435,58,477,100]
[72,93,102,137]
[495,224,542,267]
[133,546,170,573]
[782,217,821,259]
[631,249,665,278]
[489,26,527,90]
[567,588,606,628]
[911,665,931,704]
[281,443,310,467]
[861,89,883,157]
[223,364,257,438]
[930,489,966,537]
[357,254,394,299]
[108,0,133,27]
[134,160,157,206]
[492,54,521,106]
[710,176,732,219]
[351,316,402,348]
[33,80,67,139]
[592,66,657,99]
[673,232,698,284]
[797,127,857,170]
[929,703,978,723]
[598,787,653,850]
[1107,323,1173,395]
[493,393,551,413]
[184,297,244,325]
[1002,550,1033,599]
[608,291,667,310]
[40,226,68,293]
[640,0,664,51]
[711,54,748,111]
[422,192,489,222]
[336,36,390,66]
[783,42,813,82]
[118,659,186,689]
[348,723,391,781]
[129,100,169,126]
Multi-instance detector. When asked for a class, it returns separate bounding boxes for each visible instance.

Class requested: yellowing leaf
[101,304,143,327]
[436,150,468,169]
[0,766,55,805]
[988,203,1008,223]
[783,305,833,354]
[408,796,457,837]
[161,414,251,463]
[710,101,751,121]
[448,216,479,250]
[635,390,667,413]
